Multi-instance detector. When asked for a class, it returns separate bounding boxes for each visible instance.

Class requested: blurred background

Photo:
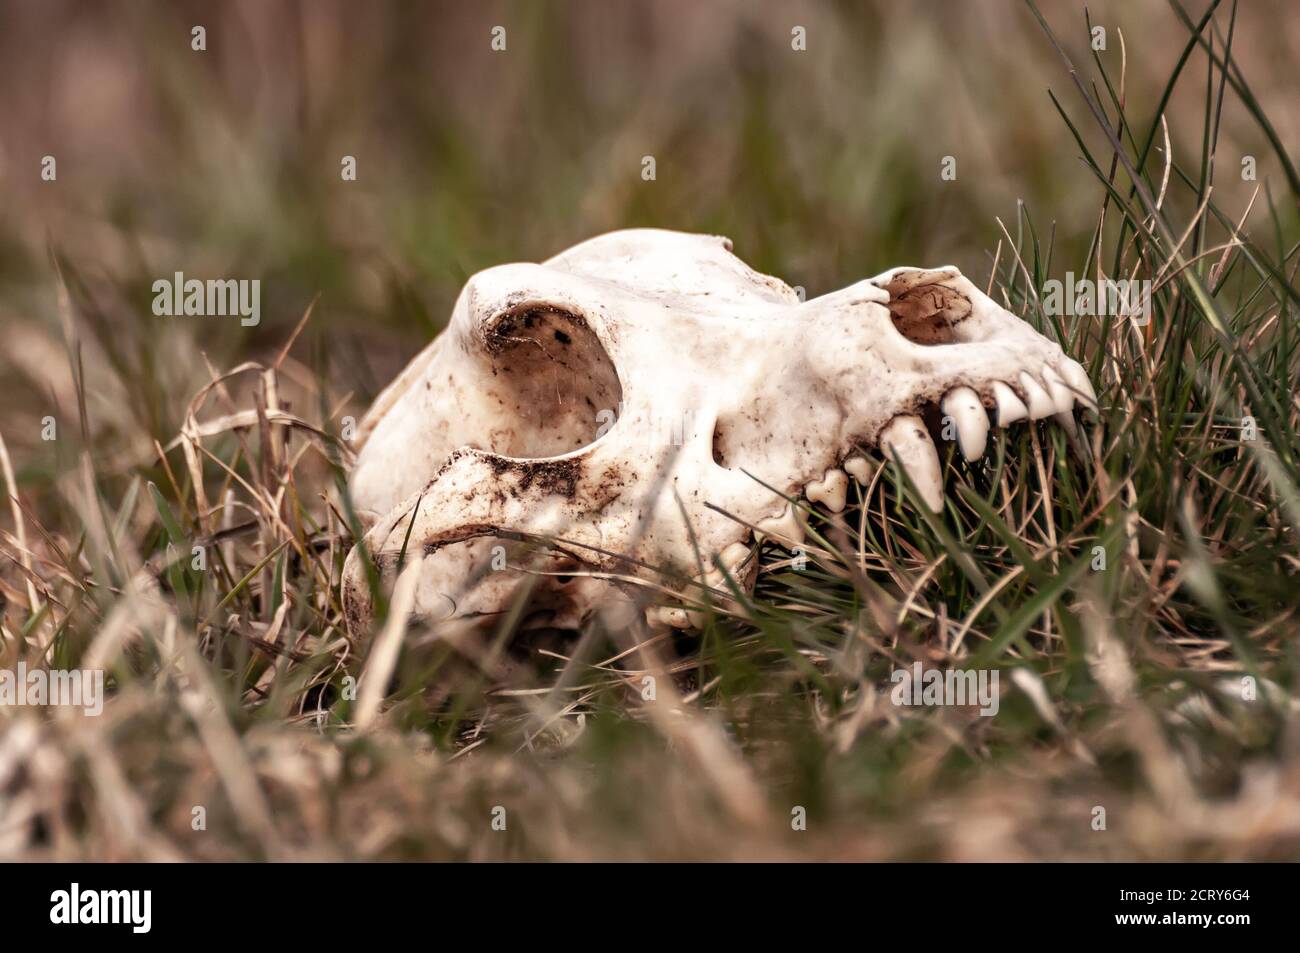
[1,0,1295,462]
[1,1,1298,861]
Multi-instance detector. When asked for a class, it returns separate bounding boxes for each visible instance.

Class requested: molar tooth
[940,386,989,461]
[843,454,876,485]
[1060,359,1098,411]
[719,540,752,569]
[705,541,753,587]
[805,468,849,513]
[755,504,805,546]
[647,605,691,630]
[992,381,1029,426]
[1018,372,1056,420]
[879,415,944,513]
[1041,366,1076,414]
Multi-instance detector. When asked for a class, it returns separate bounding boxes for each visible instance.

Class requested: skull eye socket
[481,305,623,457]
[882,279,973,346]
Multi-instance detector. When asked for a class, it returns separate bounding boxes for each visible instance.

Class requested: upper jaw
[342,241,1099,637]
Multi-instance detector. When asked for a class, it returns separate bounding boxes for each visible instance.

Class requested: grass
[0,1,1297,860]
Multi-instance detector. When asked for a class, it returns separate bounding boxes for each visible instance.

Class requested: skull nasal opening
[880,275,972,346]
[481,305,623,457]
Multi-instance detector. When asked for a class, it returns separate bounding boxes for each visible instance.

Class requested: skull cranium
[342,229,1095,635]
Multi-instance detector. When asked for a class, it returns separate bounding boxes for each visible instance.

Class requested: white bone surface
[342,229,1092,634]
[941,386,989,461]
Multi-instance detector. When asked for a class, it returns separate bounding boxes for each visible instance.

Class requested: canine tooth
[756,504,805,545]
[991,381,1029,426]
[879,415,944,513]
[1053,410,1078,436]
[806,468,849,512]
[1018,372,1055,420]
[1060,360,1098,410]
[941,386,989,460]
[1041,366,1075,414]
[844,454,876,484]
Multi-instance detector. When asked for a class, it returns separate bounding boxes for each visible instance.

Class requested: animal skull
[342,229,1095,635]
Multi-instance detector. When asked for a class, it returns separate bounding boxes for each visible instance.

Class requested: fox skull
[342,229,1095,635]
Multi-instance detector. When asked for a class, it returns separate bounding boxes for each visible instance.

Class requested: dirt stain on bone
[488,456,583,498]
[484,305,585,355]
[888,283,972,345]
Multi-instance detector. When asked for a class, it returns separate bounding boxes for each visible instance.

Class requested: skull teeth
[879,415,944,513]
[1060,359,1099,411]
[843,454,876,484]
[344,230,1101,639]
[705,541,753,587]
[992,380,1030,426]
[647,605,691,630]
[1054,410,1078,436]
[718,540,753,572]
[805,467,849,512]
[941,386,989,460]
[1018,372,1057,420]
[1041,365,1076,415]
[755,504,805,546]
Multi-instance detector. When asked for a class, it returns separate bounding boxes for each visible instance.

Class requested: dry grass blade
[355,553,424,730]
